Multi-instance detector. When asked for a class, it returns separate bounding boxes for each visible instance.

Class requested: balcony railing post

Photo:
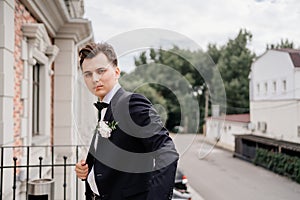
[12,157,17,200]
[39,157,43,179]
[26,146,30,200]
[51,146,54,179]
[76,146,79,200]
[63,156,67,200]
[0,147,3,200]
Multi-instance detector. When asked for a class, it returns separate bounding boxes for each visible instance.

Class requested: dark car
[172,169,192,200]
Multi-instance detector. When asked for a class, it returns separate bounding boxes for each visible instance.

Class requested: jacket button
[97,173,102,177]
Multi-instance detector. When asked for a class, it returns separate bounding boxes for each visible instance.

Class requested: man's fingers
[75,161,88,179]
[76,170,88,179]
[81,160,86,166]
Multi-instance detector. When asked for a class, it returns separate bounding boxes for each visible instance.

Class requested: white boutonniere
[97,121,118,138]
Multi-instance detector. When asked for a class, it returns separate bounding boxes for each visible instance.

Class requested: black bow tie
[94,101,109,111]
[94,102,109,122]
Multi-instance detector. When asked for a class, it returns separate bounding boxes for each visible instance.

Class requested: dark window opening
[32,63,40,136]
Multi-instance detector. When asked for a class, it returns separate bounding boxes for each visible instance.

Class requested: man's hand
[75,160,89,180]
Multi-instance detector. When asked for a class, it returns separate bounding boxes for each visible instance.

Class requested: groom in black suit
[75,42,179,200]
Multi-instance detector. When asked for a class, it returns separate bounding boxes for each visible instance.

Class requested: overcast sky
[84,0,300,72]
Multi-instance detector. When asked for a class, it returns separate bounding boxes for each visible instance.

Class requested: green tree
[122,47,212,132]
[134,51,147,66]
[123,28,256,131]
[210,29,256,114]
[207,43,222,64]
[266,39,295,50]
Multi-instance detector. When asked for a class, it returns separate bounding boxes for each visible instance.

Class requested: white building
[0,0,93,199]
[206,114,251,151]
[249,49,300,143]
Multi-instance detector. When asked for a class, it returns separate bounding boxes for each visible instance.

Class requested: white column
[0,0,15,145]
[0,0,15,198]
[53,39,76,146]
[53,38,78,200]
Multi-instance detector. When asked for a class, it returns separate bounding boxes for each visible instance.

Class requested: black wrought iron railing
[0,144,87,200]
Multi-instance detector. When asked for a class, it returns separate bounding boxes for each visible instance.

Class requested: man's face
[82,53,120,100]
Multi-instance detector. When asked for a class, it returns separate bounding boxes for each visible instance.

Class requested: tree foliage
[209,29,256,114]
[121,46,212,132]
[121,29,296,132]
[266,39,295,50]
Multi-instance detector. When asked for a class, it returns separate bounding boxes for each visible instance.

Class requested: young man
[75,42,179,200]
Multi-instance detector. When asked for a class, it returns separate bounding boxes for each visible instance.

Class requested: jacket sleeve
[128,93,179,199]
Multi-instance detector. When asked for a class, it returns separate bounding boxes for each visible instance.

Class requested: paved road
[172,134,300,200]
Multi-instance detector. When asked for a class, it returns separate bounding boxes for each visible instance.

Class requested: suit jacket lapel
[103,87,126,121]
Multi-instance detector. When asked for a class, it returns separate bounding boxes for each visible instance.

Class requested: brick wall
[13,0,36,161]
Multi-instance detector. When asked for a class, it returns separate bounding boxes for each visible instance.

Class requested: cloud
[84,0,300,69]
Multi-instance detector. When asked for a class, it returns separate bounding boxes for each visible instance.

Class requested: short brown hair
[78,42,118,69]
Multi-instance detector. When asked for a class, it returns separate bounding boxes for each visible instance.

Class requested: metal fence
[0,144,87,200]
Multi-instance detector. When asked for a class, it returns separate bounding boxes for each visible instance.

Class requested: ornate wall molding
[22,23,59,66]
[20,0,93,43]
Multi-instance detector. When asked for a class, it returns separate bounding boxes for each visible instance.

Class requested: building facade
[0,0,93,199]
[249,49,300,143]
[206,114,251,151]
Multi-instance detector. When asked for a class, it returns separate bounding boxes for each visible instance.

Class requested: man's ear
[115,66,121,78]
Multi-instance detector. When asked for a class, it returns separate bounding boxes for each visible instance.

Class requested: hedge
[253,148,300,184]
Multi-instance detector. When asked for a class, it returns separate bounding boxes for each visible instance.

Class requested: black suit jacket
[85,88,179,200]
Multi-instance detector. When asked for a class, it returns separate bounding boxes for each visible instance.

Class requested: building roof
[275,48,300,68]
[209,113,250,123]
[234,134,300,152]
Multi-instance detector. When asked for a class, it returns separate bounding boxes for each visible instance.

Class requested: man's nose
[92,72,101,82]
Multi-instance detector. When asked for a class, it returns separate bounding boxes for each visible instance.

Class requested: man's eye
[96,68,106,74]
[84,72,92,78]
